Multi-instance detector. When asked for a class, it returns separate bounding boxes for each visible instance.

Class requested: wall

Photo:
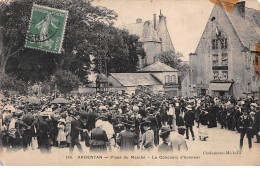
[143,42,162,65]
[152,84,164,94]
[181,71,191,97]
[78,87,96,94]
[190,4,259,98]
[152,72,178,85]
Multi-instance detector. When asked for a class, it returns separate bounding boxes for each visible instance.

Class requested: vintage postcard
[0,0,260,166]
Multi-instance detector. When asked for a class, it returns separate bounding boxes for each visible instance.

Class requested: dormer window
[212,39,218,49]
[220,38,228,49]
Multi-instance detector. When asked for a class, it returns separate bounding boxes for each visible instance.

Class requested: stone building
[107,61,178,96]
[120,11,174,68]
[189,1,260,98]
[181,70,192,98]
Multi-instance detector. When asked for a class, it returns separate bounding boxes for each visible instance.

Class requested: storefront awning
[208,83,232,91]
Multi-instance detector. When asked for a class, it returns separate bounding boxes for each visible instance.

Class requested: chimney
[236,1,245,18]
[153,14,156,30]
[164,16,167,26]
[136,18,142,24]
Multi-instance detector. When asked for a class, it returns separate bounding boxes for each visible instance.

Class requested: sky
[93,0,260,61]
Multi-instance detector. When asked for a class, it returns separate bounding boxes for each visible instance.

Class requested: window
[212,54,219,66]
[213,71,219,80]
[256,55,259,65]
[246,55,251,69]
[220,38,228,49]
[221,53,228,66]
[172,75,176,84]
[169,76,173,83]
[165,75,170,83]
[252,76,255,81]
[212,39,218,49]
[222,71,228,80]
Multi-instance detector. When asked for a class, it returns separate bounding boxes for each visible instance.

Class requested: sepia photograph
[0,0,259,166]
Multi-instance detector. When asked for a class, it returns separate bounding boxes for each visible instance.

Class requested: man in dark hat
[116,121,138,151]
[140,119,154,151]
[69,111,84,153]
[15,110,29,151]
[86,109,97,132]
[184,105,195,140]
[238,109,254,150]
[159,102,168,125]
[158,126,171,153]
[147,111,159,146]
[138,103,146,118]
[22,109,35,150]
[38,112,51,153]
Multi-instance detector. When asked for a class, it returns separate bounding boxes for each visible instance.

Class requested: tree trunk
[0,26,5,76]
[0,53,8,76]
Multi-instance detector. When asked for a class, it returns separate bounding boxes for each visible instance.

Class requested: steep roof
[224,5,260,49]
[110,73,162,87]
[138,61,178,72]
[119,22,144,40]
[119,20,161,42]
[195,2,260,54]
[157,15,175,52]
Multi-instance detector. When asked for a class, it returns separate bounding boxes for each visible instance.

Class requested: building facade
[120,11,175,68]
[181,71,192,98]
[189,1,260,98]
[107,61,178,96]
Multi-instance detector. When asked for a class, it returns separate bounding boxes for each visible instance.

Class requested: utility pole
[96,54,108,93]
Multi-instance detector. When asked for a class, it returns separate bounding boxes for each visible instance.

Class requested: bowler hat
[141,118,151,126]
[160,126,171,137]
[123,120,135,127]
[178,126,186,132]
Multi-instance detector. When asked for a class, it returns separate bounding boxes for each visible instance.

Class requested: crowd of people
[0,92,259,154]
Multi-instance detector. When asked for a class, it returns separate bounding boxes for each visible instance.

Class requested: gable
[195,2,260,54]
[138,61,178,72]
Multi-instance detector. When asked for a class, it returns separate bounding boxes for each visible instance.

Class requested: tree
[91,26,145,74]
[50,70,80,94]
[0,74,27,94]
[1,0,143,85]
[154,50,183,68]
[0,0,118,83]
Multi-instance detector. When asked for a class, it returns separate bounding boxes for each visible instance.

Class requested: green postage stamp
[25,4,68,53]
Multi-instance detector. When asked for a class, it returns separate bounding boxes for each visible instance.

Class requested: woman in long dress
[198,109,209,141]
[89,123,109,153]
[57,119,66,148]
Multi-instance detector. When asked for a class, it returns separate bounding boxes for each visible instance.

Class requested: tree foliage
[0,74,27,94]
[50,70,80,94]
[0,0,143,85]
